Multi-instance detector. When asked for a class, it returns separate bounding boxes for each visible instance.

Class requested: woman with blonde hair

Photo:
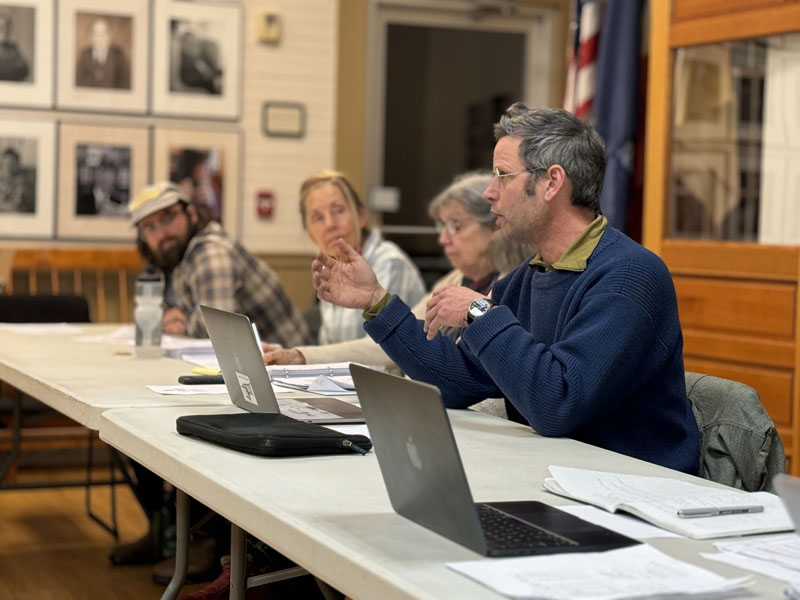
[264,171,530,366]
[296,169,425,345]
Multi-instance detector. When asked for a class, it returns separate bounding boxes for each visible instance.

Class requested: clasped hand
[262,343,305,365]
[162,306,187,335]
[423,285,488,341]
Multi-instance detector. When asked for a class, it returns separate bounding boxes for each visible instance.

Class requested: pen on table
[676,504,764,518]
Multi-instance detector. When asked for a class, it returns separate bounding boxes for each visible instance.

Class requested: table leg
[161,488,189,600]
[229,523,247,600]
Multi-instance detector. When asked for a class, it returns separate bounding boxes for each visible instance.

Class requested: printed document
[448,544,752,599]
[702,534,800,582]
[544,466,792,539]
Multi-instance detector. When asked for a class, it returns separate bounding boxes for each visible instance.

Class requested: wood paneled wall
[644,0,800,472]
[4,249,315,324]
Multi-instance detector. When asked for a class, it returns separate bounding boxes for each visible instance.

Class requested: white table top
[0,324,230,429]
[100,404,786,600]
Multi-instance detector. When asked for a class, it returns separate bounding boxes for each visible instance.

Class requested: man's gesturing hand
[311,238,387,311]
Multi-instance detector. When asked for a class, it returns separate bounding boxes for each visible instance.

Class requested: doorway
[365,1,556,262]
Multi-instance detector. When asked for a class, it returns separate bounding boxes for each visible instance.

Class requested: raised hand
[423,285,488,341]
[312,239,387,310]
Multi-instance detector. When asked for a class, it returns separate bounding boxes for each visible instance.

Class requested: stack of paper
[544,466,792,539]
[448,544,752,599]
[266,362,353,379]
[268,363,383,396]
[272,375,357,396]
[702,534,800,582]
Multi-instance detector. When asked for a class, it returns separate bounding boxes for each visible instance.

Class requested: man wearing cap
[113,183,312,579]
[129,181,311,346]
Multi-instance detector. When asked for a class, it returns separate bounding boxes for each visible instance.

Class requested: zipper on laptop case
[342,439,368,455]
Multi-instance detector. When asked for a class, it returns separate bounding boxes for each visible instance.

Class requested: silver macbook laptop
[349,364,638,557]
[200,305,364,424]
[774,473,800,529]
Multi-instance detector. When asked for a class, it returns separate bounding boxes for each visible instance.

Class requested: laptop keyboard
[476,503,579,552]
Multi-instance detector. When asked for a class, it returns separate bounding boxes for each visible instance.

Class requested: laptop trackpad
[485,501,640,547]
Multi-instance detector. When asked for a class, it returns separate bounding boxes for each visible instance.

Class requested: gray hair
[428,171,495,226]
[428,170,533,274]
[494,103,607,213]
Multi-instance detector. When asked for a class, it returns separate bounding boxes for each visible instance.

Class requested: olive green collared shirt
[529,214,608,273]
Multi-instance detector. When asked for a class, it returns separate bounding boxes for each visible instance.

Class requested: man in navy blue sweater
[313,104,700,474]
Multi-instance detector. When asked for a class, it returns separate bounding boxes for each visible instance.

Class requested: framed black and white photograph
[0,118,55,238]
[57,122,149,240]
[0,0,53,108]
[56,0,149,113]
[152,1,242,119]
[153,127,239,231]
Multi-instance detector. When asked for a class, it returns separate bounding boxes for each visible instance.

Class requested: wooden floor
[0,467,207,600]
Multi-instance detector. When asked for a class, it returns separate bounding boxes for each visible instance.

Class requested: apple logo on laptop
[406,436,423,470]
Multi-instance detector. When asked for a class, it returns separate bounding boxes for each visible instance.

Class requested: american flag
[563,0,603,121]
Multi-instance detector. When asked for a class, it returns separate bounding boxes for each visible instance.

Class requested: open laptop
[200,305,364,424]
[349,363,639,557]
[774,473,800,530]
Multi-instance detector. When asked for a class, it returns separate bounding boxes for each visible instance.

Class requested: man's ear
[543,165,567,201]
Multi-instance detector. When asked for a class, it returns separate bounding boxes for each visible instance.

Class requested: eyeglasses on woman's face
[436,217,476,236]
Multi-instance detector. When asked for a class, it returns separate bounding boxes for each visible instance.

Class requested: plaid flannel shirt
[171,222,311,346]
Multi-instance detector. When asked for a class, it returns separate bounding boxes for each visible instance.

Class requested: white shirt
[318,229,425,345]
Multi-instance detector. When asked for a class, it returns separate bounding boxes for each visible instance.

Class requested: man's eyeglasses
[492,167,538,181]
[436,218,475,236]
[139,205,185,238]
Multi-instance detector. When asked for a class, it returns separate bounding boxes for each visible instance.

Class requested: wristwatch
[466,297,495,324]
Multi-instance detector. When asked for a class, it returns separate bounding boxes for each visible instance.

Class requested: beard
[153,238,190,271]
[150,225,195,272]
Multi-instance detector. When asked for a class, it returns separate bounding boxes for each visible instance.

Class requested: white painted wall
[239,0,338,255]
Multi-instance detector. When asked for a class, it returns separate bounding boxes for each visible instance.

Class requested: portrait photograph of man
[75,144,130,217]
[0,5,34,82]
[0,137,36,213]
[169,18,223,95]
[74,12,131,90]
[168,145,224,222]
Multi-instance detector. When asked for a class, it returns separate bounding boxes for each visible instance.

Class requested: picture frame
[153,127,240,233]
[669,149,736,239]
[152,0,242,120]
[0,118,55,238]
[57,122,149,241]
[0,0,54,108]
[55,0,149,113]
[262,102,306,138]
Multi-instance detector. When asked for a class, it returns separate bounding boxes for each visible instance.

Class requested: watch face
[473,299,491,312]
[468,298,493,323]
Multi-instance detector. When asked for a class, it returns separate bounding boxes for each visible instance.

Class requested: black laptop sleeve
[176,413,372,457]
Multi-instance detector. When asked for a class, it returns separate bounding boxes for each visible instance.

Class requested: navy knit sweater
[365,226,700,474]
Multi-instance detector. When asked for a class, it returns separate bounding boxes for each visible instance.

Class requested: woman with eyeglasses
[263,171,531,366]
[292,170,425,346]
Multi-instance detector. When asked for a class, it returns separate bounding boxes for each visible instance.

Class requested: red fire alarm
[256,190,274,219]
